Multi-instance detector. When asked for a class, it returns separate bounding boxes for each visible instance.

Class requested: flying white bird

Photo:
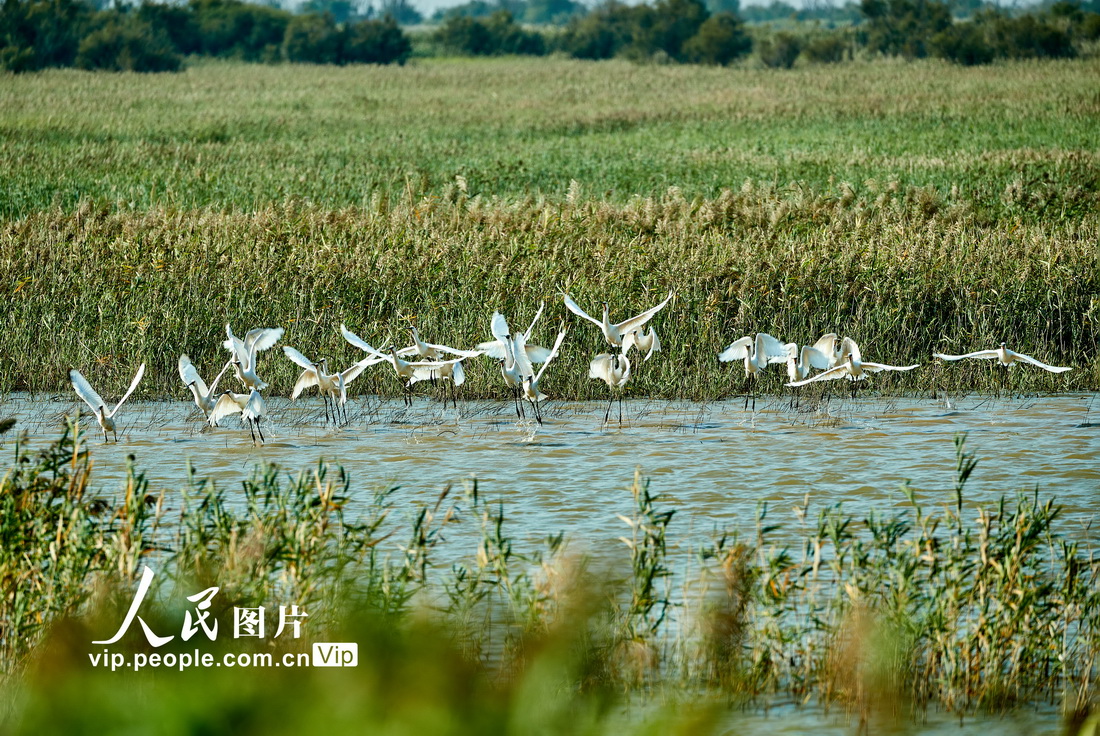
[178,354,232,418]
[809,333,844,368]
[405,326,482,360]
[563,291,673,347]
[208,389,268,445]
[476,304,553,365]
[69,363,146,442]
[623,327,660,361]
[719,332,788,411]
[933,343,1071,373]
[478,308,554,418]
[283,346,385,425]
[340,324,465,406]
[787,337,919,387]
[782,342,832,383]
[522,326,568,424]
[589,351,632,424]
[223,324,284,391]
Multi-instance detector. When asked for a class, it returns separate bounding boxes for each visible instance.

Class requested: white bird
[623,327,661,361]
[208,389,268,445]
[589,351,631,424]
[782,342,832,383]
[787,337,919,387]
[223,324,284,391]
[340,325,464,406]
[479,309,552,418]
[718,332,788,411]
[810,333,844,368]
[283,346,385,425]
[69,363,145,442]
[405,326,482,360]
[178,354,232,418]
[476,304,553,365]
[933,343,1071,373]
[522,326,568,424]
[563,291,673,348]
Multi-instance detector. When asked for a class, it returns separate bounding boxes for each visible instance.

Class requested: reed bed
[1,189,1096,398]
[0,423,1097,732]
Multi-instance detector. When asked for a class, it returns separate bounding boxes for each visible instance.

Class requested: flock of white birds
[67,292,1073,444]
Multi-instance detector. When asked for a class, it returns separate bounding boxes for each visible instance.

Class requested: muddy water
[2,391,1095,734]
[3,391,1097,552]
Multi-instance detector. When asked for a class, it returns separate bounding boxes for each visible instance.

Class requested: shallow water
[3,391,1098,551]
[3,391,1096,734]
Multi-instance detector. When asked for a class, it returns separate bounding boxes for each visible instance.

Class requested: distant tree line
[0,0,412,72]
[432,0,1099,66]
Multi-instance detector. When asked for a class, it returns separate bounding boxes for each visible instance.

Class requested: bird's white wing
[644,329,660,360]
[525,301,545,338]
[426,341,482,358]
[207,361,233,395]
[178,355,208,397]
[786,364,851,387]
[623,331,639,354]
[208,393,243,427]
[243,327,284,356]
[718,336,753,362]
[802,345,831,370]
[242,390,266,421]
[476,340,510,361]
[1012,352,1071,373]
[490,312,511,344]
[862,362,920,374]
[512,332,536,379]
[614,353,632,386]
[589,354,613,382]
[340,325,390,362]
[70,369,107,413]
[612,291,673,334]
[451,361,466,386]
[223,324,247,363]
[341,356,387,384]
[757,333,788,364]
[111,363,146,416]
[523,344,552,364]
[562,293,603,328]
[291,369,319,399]
[811,333,839,358]
[282,346,316,371]
[408,366,443,385]
[534,329,568,384]
[933,350,998,361]
[841,337,861,364]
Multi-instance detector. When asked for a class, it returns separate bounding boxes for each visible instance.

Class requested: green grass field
[0,57,1097,397]
[1,57,1097,218]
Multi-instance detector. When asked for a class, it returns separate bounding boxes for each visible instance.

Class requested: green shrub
[344,16,411,65]
[0,0,92,71]
[76,16,182,72]
[682,12,752,64]
[757,30,801,67]
[282,12,341,64]
[929,21,993,65]
[801,32,848,63]
[435,10,546,56]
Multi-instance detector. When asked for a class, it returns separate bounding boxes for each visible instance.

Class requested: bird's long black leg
[618,395,623,425]
[605,395,613,423]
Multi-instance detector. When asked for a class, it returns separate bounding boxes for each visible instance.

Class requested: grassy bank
[1,192,1097,398]
[1,423,1097,732]
[0,57,1098,219]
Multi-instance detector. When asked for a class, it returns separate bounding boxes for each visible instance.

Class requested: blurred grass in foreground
[0,421,1097,733]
